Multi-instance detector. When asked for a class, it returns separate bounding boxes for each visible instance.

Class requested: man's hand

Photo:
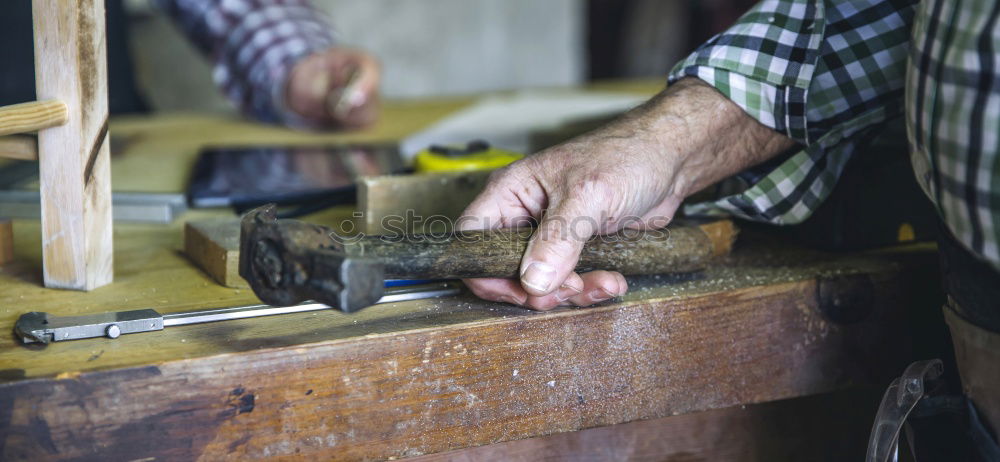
[286,47,380,128]
[457,78,795,310]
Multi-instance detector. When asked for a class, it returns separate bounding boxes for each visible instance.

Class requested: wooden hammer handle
[344,220,737,279]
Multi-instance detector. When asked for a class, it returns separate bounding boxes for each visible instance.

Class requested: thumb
[519,197,600,296]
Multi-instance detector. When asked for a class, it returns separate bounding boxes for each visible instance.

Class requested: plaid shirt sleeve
[669,0,918,224]
[156,0,336,127]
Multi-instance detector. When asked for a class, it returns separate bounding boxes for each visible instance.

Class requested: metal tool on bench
[239,203,737,313]
[0,190,187,223]
[14,281,460,344]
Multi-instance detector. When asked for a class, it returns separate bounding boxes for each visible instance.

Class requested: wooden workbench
[0,83,942,460]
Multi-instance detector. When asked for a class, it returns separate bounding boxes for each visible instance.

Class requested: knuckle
[598,279,620,296]
[482,166,528,196]
[533,233,582,262]
[536,208,596,247]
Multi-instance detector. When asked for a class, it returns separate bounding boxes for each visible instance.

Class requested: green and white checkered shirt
[670,0,1000,268]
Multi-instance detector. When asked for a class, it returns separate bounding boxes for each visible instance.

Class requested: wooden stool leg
[32,0,113,290]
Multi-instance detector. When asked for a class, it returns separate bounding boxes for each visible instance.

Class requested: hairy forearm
[606,77,796,202]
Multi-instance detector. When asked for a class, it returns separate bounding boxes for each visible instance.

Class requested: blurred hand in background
[286,47,381,129]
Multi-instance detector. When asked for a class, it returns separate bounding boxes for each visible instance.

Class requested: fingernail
[601,287,620,298]
[330,69,365,119]
[555,290,575,302]
[556,283,582,302]
[499,295,525,306]
[521,262,556,293]
[561,281,583,292]
[589,289,611,301]
[332,87,366,119]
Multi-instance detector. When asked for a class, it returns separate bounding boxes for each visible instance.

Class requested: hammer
[239,204,737,312]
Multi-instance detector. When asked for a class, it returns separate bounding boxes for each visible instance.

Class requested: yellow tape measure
[414,140,523,173]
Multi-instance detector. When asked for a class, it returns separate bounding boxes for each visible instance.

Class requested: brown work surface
[0,223,935,459]
[0,82,938,460]
[413,387,883,461]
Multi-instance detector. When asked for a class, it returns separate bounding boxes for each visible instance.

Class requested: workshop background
[116,0,751,114]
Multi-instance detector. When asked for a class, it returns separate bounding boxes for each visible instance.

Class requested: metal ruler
[15,282,460,344]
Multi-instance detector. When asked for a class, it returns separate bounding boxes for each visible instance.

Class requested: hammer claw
[239,204,386,312]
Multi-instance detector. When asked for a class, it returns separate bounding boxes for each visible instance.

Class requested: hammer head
[239,204,385,312]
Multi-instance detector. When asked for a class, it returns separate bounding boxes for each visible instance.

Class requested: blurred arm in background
[157,0,380,129]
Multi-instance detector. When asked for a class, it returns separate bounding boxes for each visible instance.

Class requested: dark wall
[0,0,147,114]
[586,0,758,80]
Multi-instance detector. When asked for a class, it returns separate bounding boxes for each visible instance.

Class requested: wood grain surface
[32,0,113,290]
[412,387,883,461]
[0,228,933,460]
[185,218,247,288]
[0,135,39,161]
[346,221,736,278]
[0,100,67,137]
[358,171,493,234]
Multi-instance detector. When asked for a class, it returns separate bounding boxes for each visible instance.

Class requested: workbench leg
[32,0,113,290]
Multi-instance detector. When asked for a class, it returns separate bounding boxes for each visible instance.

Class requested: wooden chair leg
[32,0,113,290]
